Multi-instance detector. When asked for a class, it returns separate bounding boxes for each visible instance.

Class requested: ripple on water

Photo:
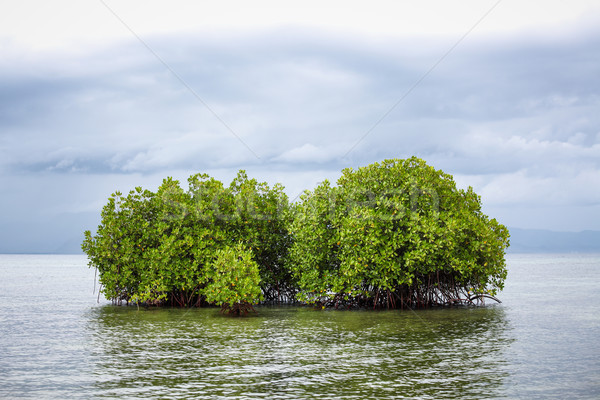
[84,306,513,399]
[4,254,599,399]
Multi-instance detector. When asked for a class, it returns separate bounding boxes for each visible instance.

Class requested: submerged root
[304,276,502,310]
[221,301,257,316]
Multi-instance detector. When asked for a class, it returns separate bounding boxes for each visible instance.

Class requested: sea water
[0,253,598,399]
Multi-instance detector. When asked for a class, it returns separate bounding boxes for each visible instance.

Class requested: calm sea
[0,253,598,399]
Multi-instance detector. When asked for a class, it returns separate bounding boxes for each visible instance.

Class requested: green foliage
[204,243,263,314]
[83,157,510,311]
[287,157,510,308]
[227,171,296,302]
[83,170,291,310]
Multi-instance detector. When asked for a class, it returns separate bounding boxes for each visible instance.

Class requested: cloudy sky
[1,0,600,252]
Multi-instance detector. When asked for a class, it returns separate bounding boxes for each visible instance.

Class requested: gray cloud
[1,27,599,240]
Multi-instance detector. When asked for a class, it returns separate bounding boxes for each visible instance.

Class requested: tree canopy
[287,157,509,308]
[83,158,509,311]
[82,170,291,312]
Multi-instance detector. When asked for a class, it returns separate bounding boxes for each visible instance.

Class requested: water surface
[0,254,598,399]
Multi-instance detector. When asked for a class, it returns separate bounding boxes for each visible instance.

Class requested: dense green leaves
[287,157,510,308]
[204,243,263,314]
[83,170,290,310]
[83,157,509,311]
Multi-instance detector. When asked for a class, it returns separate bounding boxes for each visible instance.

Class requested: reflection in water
[87,305,513,399]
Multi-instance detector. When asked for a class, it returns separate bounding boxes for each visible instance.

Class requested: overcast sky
[1,0,600,252]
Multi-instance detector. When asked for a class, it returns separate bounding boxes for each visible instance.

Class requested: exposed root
[221,301,257,316]
[469,293,502,304]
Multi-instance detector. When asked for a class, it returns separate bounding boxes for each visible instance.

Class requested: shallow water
[0,254,599,399]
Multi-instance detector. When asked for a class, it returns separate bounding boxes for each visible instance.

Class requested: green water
[1,254,599,399]
[88,306,510,399]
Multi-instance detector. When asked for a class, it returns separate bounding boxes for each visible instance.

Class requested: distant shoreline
[507,228,600,253]
[1,228,599,255]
